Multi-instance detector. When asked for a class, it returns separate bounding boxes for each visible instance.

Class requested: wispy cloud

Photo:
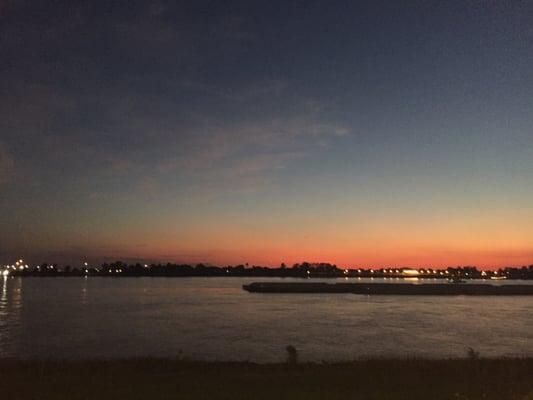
[0,0,351,200]
[155,110,350,173]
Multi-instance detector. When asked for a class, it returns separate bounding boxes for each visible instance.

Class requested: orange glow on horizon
[71,239,533,270]
[8,201,533,270]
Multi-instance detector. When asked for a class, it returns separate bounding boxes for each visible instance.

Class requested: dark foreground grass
[1,358,533,400]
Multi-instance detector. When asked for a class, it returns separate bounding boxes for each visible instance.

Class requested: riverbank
[1,358,532,399]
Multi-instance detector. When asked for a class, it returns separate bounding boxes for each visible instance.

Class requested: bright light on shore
[402,269,419,276]
[2,270,9,277]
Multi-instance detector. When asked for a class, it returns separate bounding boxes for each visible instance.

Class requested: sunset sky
[1,0,532,268]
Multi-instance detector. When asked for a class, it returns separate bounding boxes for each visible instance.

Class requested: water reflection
[0,277,23,353]
[0,276,7,314]
[1,276,6,300]
[81,277,88,306]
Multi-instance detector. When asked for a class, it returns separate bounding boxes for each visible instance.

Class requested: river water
[1,276,532,362]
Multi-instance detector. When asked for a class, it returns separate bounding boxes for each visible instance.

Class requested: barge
[242,282,533,295]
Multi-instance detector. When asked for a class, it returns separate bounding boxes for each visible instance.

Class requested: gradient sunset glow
[1,1,532,268]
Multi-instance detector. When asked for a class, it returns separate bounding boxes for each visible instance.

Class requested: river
[1,276,532,362]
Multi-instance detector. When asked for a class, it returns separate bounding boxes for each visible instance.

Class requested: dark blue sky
[1,0,532,267]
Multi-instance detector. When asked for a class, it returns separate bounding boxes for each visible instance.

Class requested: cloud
[0,0,351,199]
[0,144,14,185]
[155,109,350,173]
[0,72,350,200]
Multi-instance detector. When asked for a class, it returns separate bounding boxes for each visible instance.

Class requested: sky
[1,0,532,268]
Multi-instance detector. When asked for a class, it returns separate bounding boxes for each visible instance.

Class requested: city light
[402,269,419,276]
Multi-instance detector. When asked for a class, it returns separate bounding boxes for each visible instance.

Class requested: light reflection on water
[0,277,532,362]
[0,277,22,349]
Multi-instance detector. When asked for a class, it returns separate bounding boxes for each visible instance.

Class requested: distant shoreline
[3,261,533,280]
[1,357,533,399]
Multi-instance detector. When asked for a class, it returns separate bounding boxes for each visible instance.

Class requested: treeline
[5,261,533,279]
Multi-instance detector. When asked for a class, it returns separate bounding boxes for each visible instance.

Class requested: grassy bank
[1,358,533,399]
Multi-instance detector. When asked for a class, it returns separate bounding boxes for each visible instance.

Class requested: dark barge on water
[242,282,533,295]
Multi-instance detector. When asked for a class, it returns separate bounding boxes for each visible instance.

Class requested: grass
[1,357,533,399]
